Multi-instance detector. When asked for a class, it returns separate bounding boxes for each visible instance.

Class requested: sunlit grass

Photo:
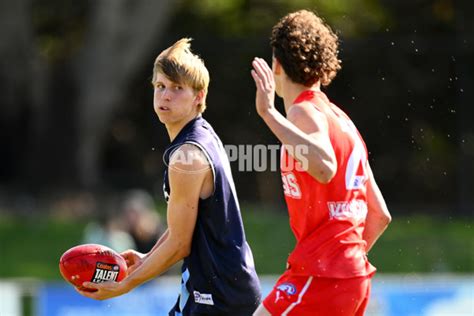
[0,210,471,280]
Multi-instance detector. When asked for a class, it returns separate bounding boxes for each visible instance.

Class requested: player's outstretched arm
[363,163,391,252]
[78,144,210,300]
[251,57,337,183]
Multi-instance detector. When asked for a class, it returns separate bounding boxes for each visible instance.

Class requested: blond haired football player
[78,38,262,315]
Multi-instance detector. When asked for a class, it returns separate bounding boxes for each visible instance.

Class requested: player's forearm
[147,229,169,256]
[261,108,335,182]
[363,167,391,251]
[123,236,188,289]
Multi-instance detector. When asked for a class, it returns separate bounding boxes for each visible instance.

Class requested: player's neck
[165,114,199,142]
[282,81,321,114]
[166,126,181,142]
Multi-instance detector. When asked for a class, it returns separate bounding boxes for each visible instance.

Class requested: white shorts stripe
[281,276,314,316]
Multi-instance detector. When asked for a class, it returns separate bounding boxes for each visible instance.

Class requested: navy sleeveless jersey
[163,116,261,316]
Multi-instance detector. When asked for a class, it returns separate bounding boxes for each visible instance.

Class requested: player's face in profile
[153,73,199,125]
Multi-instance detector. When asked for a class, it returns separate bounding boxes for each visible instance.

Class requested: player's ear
[194,90,205,106]
[272,56,282,75]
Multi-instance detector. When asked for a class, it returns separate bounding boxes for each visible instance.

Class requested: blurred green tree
[0,0,471,215]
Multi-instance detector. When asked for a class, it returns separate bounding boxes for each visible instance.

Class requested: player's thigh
[312,276,372,316]
[354,277,372,316]
[262,273,371,316]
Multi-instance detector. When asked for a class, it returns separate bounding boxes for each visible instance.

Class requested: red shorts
[263,271,372,316]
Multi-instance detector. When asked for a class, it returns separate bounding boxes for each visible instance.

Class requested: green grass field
[0,206,472,280]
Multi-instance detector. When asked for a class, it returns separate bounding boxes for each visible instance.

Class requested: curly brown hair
[271,10,341,87]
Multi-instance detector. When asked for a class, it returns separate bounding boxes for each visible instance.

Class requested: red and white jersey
[281,90,376,278]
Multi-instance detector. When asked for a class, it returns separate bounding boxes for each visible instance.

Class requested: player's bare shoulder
[287,100,329,135]
[168,143,211,175]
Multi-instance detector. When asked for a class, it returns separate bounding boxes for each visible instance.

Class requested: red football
[59,244,128,292]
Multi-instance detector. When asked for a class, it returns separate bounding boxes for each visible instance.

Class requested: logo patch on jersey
[91,262,120,283]
[276,283,297,295]
[193,291,214,305]
[327,200,368,221]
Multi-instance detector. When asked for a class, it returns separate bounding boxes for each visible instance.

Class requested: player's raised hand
[121,249,145,274]
[251,57,276,118]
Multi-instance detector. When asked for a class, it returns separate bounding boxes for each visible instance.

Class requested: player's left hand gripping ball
[59,243,128,292]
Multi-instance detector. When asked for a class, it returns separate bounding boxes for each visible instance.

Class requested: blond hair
[152,38,210,113]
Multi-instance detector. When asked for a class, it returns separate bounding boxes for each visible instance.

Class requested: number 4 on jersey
[338,116,368,191]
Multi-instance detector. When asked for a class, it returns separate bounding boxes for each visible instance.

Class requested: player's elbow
[178,249,191,260]
[176,241,192,259]
[375,208,392,228]
[169,235,192,259]
[322,164,337,184]
[383,211,392,226]
[312,161,337,184]
[317,172,334,184]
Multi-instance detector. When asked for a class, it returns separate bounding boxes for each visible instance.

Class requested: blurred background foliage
[0,206,472,279]
[180,0,390,37]
[0,0,472,277]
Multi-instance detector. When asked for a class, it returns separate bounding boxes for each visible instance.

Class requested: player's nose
[161,88,172,101]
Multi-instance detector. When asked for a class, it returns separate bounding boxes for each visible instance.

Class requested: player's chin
[155,113,170,124]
